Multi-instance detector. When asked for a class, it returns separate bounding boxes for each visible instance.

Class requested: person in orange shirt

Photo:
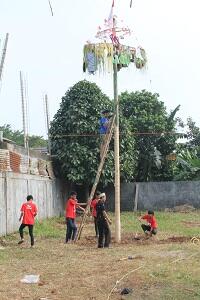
[18,195,38,247]
[65,191,85,243]
[138,210,158,237]
[90,191,101,237]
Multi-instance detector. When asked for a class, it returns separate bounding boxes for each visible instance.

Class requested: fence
[105,181,200,211]
[0,172,65,236]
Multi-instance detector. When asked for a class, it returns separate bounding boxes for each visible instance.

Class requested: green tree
[120,90,179,181]
[185,118,200,155]
[29,135,47,148]
[0,124,24,145]
[50,80,136,187]
[0,124,47,148]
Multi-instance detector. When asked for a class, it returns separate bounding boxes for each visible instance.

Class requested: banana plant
[174,149,200,180]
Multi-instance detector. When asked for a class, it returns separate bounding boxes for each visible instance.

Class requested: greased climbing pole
[80,0,147,243]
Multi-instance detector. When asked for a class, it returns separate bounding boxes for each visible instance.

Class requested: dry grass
[0,212,200,300]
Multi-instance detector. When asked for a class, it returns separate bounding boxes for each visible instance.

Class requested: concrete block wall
[105,181,200,211]
[0,172,65,236]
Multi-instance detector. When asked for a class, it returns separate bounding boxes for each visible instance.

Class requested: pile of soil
[76,234,192,247]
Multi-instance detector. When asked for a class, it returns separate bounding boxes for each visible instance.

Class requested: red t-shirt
[65,198,78,219]
[90,199,98,217]
[141,214,158,229]
[21,201,37,225]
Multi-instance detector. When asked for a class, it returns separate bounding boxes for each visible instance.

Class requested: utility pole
[20,71,29,149]
[44,94,51,155]
[113,60,121,242]
[0,33,9,82]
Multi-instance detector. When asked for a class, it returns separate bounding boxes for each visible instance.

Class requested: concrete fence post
[134,183,139,212]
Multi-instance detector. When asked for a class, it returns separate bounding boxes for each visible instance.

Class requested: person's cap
[99,193,106,198]
[102,110,110,114]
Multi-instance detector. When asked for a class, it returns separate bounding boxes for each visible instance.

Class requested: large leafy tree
[50,80,136,187]
[0,124,47,148]
[120,90,179,181]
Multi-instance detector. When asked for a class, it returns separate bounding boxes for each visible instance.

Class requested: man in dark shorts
[18,195,38,247]
[65,191,85,243]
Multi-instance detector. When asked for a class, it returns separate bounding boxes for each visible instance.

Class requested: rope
[107,265,145,300]
[191,236,200,245]
[106,248,200,300]
[51,131,185,138]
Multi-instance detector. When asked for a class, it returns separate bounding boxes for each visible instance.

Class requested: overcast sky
[0,0,200,137]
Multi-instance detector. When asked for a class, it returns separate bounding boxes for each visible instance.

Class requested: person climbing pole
[99,110,111,158]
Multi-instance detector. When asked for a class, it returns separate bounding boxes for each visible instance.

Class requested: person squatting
[139,210,158,237]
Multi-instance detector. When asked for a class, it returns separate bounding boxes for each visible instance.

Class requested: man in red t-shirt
[65,191,85,243]
[90,191,101,237]
[139,210,158,237]
[18,195,37,247]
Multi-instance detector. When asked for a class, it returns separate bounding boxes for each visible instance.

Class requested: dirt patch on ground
[77,233,192,247]
[182,221,200,227]
[158,236,191,244]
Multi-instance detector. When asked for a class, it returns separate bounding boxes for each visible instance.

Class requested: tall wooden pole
[0,33,9,82]
[44,94,51,155]
[113,60,121,243]
[20,71,28,149]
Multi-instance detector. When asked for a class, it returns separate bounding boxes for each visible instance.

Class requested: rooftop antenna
[0,33,9,83]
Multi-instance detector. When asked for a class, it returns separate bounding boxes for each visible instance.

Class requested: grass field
[1,211,200,300]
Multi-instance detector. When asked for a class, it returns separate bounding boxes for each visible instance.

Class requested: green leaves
[120,90,179,181]
[50,80,111,185]
[50,80,138,186]
[50,83,182,185]
[0,124,47,148]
